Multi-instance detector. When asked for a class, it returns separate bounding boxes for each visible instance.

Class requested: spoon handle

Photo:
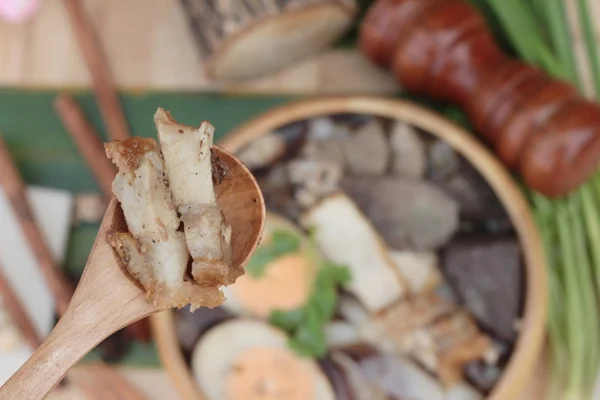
[0,310,104,398]
[0,266,153,399]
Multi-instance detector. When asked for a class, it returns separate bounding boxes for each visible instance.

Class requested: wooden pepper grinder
[359,0,600,198]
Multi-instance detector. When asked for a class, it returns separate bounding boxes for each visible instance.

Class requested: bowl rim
[152,95,548,400]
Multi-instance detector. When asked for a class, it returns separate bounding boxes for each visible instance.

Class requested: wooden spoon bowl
[0,146,265,400]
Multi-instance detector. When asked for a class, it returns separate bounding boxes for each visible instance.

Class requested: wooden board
[178,0,358,80]
[0,0,599,96]
[0,0,396,93]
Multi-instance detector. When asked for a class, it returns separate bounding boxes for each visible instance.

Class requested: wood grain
[181,0,356,57]
[179,0,357,80]
[0,0,597,94]
[61,0,130,141]
[0,0,396,93]
[0,147,265,400]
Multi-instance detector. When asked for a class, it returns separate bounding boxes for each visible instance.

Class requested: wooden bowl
[151,96,547,400]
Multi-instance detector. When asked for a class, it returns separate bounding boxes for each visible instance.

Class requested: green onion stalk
[470,0,600,398]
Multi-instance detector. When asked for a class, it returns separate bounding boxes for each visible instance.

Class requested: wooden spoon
[0,147,265,400]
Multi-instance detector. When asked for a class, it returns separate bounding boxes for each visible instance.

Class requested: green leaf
[317,261,352,286]
[305,225,318,242]
[270,309,304,331]
[580,182,600,300]
[244,229,301,277]
[289,321,328,358]
[485,0,552,64]
[556,201,585,395]
[271,230,301,254]
[269,262,351,358]
[308,286,337,322]
[545,0,582,86]
[573,190,600,394]
[244,247,275,277]
[576,0,600,97]
[468,0,522,56]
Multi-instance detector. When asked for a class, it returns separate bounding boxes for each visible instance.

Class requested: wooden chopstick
[60,1,154,343]
[57,0,158,341]
[54,94,116,200]
[0,135,146,397]
[0,135,74,315]
[53,94,152,343]
[62,0,130,142]
[0,265,41,350]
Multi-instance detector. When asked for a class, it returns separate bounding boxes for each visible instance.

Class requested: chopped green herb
[271,230,302,254]
[270,262,351,358]
[271,309,304,331]
[289,320,328,358]
[244,229,301,277]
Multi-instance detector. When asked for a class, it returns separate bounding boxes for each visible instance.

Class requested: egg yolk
[231,254,313,317]
[225,346,315,400]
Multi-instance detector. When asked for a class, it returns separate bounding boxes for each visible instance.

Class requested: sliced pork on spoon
[191,319,335,400]
[105,137,224,310]
[154,108,237,287]
[221,212,317,318]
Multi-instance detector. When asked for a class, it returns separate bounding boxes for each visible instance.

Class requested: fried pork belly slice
[105,137,225,310]
[154,108,236,287]
[108,231,224,310]
[300,193,407,313]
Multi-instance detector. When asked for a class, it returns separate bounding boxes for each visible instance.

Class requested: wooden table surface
[4,0,599,399]
[0,0,398,94]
